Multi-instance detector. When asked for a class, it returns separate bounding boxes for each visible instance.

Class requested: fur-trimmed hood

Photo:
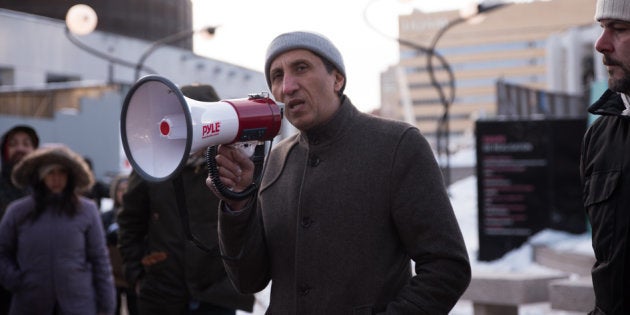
[11,145,94,192]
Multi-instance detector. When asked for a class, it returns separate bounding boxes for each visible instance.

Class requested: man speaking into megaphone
[207,31,471,314]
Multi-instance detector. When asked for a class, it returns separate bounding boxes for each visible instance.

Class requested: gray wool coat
[0,196,115,315]
[218,98,471,315]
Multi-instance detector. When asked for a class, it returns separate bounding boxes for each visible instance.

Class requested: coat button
[301,217,313,228]
[298,284,311,296]
[308,155,320,167]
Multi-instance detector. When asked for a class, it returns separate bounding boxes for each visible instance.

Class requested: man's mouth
[603,56,620,67]
[286,99,304,109]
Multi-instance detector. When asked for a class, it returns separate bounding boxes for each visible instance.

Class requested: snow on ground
[448,175,592,315]
[449,176,592,274]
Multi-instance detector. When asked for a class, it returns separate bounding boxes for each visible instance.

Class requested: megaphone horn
[121,75,283,182]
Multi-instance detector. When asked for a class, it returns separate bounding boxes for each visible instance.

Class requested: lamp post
[134,26,218,80]
[428,2,506,187]
[65,4,218,82]
[362,0,468,187]
[362,0,456,125]
[64,4,155,82]
[64,28,156,80]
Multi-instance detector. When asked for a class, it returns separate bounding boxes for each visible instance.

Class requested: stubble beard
[609,71,630,94]
[605,56,630,94]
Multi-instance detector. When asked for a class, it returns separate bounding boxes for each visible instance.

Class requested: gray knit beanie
[595,0,630,22]
[264,31,346,93]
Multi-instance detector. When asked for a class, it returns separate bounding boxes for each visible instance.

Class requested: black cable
[205,142,273,261]
[205,144,264,201]
[172,142,270,256]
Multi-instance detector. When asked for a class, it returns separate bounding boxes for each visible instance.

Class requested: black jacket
[581,89,630,314]
[118,163,254,312]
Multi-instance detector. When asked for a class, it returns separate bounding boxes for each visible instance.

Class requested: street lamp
[429,1,507,187]
[363,0,508,187]
[362,0,483,187]
[362,0,455,126]
[134,26,218,80]
[65,4,218,82]
[64,4,156,82]
[65,4,97,35]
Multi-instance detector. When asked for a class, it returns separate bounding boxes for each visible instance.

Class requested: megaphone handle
[250,144,266,181]
[206,145,260,201]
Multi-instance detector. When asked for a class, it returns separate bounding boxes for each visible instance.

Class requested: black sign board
[475,119,587,261]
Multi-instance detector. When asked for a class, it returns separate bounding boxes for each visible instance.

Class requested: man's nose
[595,30,613,54]
[282,75,298,95]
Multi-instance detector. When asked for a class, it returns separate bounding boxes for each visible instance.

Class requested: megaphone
[120,75,283,182]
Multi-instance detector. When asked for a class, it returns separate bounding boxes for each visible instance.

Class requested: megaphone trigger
[228,141,257,158]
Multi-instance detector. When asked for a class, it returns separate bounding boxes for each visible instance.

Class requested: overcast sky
[191,0,480,112]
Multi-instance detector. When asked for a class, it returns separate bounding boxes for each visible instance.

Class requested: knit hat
[264,31,346,93]
[595,0,630,22]
[12,145,94,192]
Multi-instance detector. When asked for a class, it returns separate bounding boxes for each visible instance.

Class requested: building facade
[0,7,281,185]
[0,0,194,49]
[381,0,602,151]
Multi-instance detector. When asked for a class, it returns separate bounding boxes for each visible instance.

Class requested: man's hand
[206,144,255,211]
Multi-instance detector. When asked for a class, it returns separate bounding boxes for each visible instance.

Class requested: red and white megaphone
[120,75,283,182]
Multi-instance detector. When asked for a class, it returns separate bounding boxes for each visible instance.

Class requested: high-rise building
[381,0,599,151]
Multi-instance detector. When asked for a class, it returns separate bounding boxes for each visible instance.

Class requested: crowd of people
[0,119,254,315]
[0,0,629,314]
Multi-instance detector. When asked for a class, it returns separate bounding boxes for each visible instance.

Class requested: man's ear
[334,71,345,93]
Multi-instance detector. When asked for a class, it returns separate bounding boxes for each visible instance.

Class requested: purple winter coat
[0,196,116,315]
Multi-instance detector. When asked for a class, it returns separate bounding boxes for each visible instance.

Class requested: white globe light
[65,4,98,35]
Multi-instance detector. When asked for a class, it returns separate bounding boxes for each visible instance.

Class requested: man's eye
[271,72,283,81]
[609,23,630,32]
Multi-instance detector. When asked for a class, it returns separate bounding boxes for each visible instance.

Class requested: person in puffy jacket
[0,145,115,315]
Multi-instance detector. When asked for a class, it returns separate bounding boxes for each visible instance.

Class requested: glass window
[0,67,14,86]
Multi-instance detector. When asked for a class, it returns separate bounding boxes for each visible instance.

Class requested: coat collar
[299,95,358,147]
[260,96,358,193]
[588,89,626,117]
